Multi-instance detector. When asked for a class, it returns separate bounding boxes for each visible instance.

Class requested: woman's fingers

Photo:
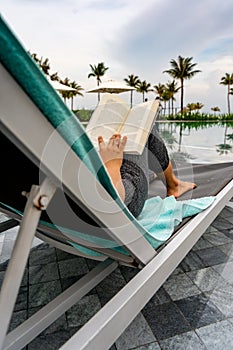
[113,134,121,147]
[98,134,127,151]
[98,136,105,150]
[108,134,119,147]
[119,135,127,151]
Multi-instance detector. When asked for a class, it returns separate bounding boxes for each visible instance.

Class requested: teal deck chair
[0,17,233,350]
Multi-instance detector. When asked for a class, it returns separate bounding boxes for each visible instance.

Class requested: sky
[1,0,233,112]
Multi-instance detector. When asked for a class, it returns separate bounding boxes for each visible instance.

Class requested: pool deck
[0,201,233,350]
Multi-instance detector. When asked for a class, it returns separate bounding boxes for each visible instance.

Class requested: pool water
[157,122,233,164]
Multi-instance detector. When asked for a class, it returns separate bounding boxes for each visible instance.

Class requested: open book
[86,94,160,155]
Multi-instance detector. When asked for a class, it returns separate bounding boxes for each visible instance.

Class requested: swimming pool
[157,121,233,164]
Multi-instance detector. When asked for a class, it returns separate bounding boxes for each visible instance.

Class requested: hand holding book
[98,134,128,201]
[86,93,160,155]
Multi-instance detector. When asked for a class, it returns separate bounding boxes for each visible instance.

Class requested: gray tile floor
[0,203,233,350]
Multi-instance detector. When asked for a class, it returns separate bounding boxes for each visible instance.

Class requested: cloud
[112,0,233,69]
[1,0,233,111]
[108,0,233,111]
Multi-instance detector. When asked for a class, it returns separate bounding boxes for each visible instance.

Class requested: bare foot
[167,180,197,198]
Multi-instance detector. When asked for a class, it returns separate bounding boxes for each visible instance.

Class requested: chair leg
[0,185,42,349]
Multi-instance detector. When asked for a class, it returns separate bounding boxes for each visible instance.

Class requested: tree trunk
[180,78,184,113]
[227,85,231,114]
[97,79,100,103]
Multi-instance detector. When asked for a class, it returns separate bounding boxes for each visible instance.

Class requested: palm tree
[211,106,220,115]
[124,74,140,107]
[40,57,50,75]
[161,89,171,115]
[220,73,233,115]
[30,52,40,64]
[59,77,71,104]
[163,55,201,113]
[29,52,82,109]
[186,102,204,114]
[88,62,109,102]
[136,80,153,102]
[69,81,84,110]
[194,102,204,112]
[154,83,165,100]
[165,80,180,115]
[30,53,50,75]
[50,72,61,81]
[186,103,196,112]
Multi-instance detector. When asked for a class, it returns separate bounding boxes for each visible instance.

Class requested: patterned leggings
[121,126,169,218]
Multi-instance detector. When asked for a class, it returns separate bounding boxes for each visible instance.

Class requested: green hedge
[167,112,233,121]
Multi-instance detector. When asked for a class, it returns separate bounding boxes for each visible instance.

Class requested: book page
[86,93,130,147]
[121,100,160,154]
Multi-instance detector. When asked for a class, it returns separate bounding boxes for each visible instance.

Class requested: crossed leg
[163,161,197,198]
